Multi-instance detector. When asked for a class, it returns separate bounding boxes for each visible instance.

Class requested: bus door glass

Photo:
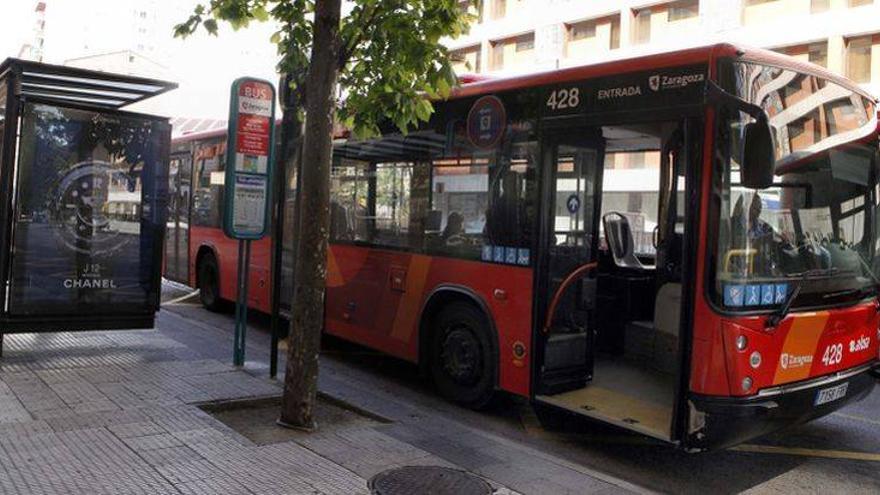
[537,128,604,394]
[166,152,192,283]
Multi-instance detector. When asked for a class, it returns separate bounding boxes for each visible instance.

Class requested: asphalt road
[159,288,880,494]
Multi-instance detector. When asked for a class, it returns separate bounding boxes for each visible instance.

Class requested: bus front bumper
[687,363,878,451]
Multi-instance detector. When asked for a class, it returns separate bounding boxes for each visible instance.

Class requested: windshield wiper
[767,263,878,328]
[765,268,836,329]
[766,282,802,329]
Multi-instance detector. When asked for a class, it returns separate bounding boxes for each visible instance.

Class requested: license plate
[814,382,849,406]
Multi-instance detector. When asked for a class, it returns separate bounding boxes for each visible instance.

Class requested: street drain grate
[368,466,492,495]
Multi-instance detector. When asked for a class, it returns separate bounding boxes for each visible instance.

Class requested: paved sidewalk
[0,331,374,494]
[0,302,640,495]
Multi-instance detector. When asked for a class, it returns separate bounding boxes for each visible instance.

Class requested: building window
[777,41,829,68]
[515,33,534,52]
[491,41,504,70]
[811,0,830,12]
[633,8,651,45]
[610,17,620,49]
[566,15,621,51]
[668,0,699,21]
[568,19,597,41]
[492,0,505,20]
[846,36,873,83]
[451,46,482,73]
[808,41,828,68]
[849,0,873,7]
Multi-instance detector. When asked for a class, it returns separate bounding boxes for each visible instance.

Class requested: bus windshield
[714,62,880,310]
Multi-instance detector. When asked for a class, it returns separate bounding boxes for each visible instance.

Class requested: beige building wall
[742,0,812,26]
[445,0,880,96]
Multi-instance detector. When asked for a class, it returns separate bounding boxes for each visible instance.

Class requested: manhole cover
[368,466,492,495]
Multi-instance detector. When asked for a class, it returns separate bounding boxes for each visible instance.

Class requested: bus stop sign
[223,78,276,240]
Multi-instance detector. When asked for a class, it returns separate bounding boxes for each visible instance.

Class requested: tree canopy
[174,0,475,430]
[174,0,474,136]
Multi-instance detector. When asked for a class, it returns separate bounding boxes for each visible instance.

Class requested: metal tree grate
[368,466,492,495]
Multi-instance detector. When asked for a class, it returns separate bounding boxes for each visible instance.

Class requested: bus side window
[429,156,489,259]
[374,162,414,247]
[330,159,371,243]
[192,141,224,229]
[428,125,537,262]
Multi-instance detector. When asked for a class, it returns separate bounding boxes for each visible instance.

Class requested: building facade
[448,0,880,96]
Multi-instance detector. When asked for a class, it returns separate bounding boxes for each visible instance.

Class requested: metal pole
[270,77,305,379]
[233,239,251,366]
[241,240,251,364]
[233,239,243,365]
[269,111,297,378]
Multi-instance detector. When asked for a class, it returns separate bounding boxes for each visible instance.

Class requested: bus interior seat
[330,201,353,240]
[623,283,681,375]
[652,283,681,374]
[602,212,654,270]
[425,210,443,233]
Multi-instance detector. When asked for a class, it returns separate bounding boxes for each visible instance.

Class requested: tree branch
[337,2,384,69]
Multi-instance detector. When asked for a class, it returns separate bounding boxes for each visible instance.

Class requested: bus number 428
[821,343,843,366]
[546,87,580,111]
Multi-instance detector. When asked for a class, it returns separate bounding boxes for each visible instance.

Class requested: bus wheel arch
[195,246,224,312]
[419,287,499,409]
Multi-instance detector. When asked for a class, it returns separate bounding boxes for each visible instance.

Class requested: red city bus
[165,126,293,313]
[167,44,880,450]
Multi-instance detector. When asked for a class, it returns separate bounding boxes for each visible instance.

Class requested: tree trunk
[278,0,341,430]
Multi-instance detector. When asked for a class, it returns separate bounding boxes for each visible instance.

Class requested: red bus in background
[165,127,289,313]
[166,44,880,450]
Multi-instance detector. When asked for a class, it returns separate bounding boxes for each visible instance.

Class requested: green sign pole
[233,239,251,365]
[224,77,277,368]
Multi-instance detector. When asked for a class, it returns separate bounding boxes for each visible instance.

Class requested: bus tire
[198,253,224,312]
[430,301,496,410]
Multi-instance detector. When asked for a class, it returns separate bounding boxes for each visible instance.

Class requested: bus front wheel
[198,253,224,312]
[430,302,496,410]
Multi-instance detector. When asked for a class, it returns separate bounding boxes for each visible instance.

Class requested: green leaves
[176,0,472,137]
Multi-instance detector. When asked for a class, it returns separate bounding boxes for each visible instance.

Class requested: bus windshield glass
[714,62,880,310]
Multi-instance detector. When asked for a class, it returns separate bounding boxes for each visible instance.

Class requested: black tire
[430,301,497,409]
[197,253,224,312]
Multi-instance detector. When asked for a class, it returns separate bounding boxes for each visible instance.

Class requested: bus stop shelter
[0,58,176,338]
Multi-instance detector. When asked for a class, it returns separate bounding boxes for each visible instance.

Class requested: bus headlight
[736,335,748,351]
[749,351,762,369]
[742,376,753,392]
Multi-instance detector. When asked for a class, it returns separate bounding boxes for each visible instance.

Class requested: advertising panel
[9,103,169,315]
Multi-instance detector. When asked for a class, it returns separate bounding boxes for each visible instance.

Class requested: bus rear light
[736,335,748,351]
[749,351,762,369]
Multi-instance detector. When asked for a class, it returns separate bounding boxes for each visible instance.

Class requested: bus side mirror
[741,118,776,189]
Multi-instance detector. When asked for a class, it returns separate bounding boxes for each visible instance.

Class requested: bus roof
[450,43,875,102]
[172,43,875,146]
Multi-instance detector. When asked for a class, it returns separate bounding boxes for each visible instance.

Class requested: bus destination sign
[224,77,276,239]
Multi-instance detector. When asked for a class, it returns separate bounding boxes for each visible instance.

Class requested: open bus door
[533,117,701,444]
[533,125,603,396]
[165,152,192,284]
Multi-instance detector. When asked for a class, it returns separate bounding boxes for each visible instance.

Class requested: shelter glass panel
[9,103,169,315]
